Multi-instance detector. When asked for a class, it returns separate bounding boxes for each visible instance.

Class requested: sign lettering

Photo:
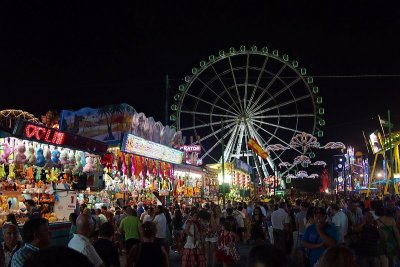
[24,124,65,145]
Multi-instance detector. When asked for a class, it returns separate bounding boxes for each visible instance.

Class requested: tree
[97,104,125,140]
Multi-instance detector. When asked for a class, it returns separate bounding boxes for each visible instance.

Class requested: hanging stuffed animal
[36,147,46,167]
[14,143,27,165]
[83,156,94,173]
[1,143,13,164]
[68,150,76,170]
[0,164,5,179]
[73,153,83,174]
[59,149,68,167]
[8,163,15,179]
[51,149,61,166]
[27,145,36,166]
[43,147,53,168]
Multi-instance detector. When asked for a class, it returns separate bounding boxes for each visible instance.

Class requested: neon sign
[13,119,108,154]
[122,134,183,164]
[24,124,65,145]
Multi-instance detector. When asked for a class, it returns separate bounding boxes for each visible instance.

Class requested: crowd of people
[2,194,400,267]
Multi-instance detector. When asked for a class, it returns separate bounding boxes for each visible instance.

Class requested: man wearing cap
[301,207,338,267]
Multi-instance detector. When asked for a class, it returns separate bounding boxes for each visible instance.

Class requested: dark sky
[1,0,400,155]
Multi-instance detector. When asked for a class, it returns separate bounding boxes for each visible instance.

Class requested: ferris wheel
[170,45,324,179]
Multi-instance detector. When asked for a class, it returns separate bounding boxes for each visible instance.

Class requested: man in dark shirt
[25,200,41,220]
[93,222,120,267]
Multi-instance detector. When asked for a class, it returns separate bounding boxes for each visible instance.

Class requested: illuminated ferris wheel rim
[171,45,324,178]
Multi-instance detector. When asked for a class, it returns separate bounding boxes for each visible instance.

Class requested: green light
[317,130,324,137]
[317,97,323,104]
[209,55,216,62]
[272,50,279,56]
[318,108,324,115]
[169,114,176,121]
[292,60,298,67]
[261,47,268,53]
[240,45,246,52]
[192,67,198,74]
[307,77,313,84]
[184,76,191,82]
[319,119,325,126]
[282,54,289,61]
[171,104,178,111]
[313,86,319,93]
[229,47,235,54]
[200,61,206,67]
[179,85,185,91]
[219,50,225,57]
[174,94,181,101]
[309,152,316,159]
[300,68,307,75]
[251,45,257,51]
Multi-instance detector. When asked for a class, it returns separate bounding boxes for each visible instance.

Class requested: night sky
[1,0,400,157]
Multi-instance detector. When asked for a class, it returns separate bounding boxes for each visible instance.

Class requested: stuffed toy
[68,150,75,169]
[14,143,27,164]
[26,145,36,165]
[43,147,53,168]
[80,151,86,168]
[0,143,13,164]
[59,149,68,166]
[36,147,46,167]
[51,149,61,166]
[73,153,83,174]
[83,156,94,173]
[0,164,5,179]
[8,163,15,179]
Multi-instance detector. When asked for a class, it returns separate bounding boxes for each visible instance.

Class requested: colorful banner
[247,139,268,160]
[122,133,183,164]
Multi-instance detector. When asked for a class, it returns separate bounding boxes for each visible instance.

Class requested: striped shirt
[11,243,39,267]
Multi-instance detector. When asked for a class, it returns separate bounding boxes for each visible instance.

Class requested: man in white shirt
[153,205,167,245]
[271,202,290,253]
[331,203,348,244]
[68,214,105,267]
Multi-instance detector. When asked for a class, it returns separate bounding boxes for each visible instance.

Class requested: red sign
[24,124,65,145]
[13,119,108,154]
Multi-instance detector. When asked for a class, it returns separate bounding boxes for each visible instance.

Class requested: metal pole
[389,110,395,195]
[221,119,226,208]
[165,75,170,126]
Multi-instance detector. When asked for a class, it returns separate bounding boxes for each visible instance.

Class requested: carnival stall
[206,159,252,203]
[59,104,184,206]
[0,118,107,245]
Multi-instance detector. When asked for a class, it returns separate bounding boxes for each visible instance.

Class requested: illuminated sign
[24,124,65,145]
[122,133,184,164]
[180,145,201,152]
[13,119,108,154]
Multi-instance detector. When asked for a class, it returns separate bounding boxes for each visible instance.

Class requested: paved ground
[120,243,252,267]
[169,244,252,267]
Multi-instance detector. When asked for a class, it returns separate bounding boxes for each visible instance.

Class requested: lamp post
[221,119,226,208]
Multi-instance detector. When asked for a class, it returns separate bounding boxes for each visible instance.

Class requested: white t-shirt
[332,210,348,244]
[153,213,167,239]
[271,208,290,230]
[68,234,103,267]
[143,214,153,223]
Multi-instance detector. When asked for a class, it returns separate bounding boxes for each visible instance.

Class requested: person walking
[119,207,141,254]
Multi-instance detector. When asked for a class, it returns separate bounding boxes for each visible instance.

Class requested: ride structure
[170,45,324,186]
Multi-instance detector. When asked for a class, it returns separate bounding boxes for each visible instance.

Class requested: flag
[379,116,393,129]
[247,138,269,159]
